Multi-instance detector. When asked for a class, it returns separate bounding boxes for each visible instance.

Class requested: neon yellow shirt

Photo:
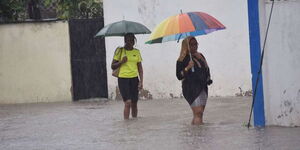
[113,47,142,78]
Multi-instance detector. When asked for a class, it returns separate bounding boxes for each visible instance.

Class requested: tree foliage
[0,0,27,21]
[44,0,103,19]
[0,0,103,22]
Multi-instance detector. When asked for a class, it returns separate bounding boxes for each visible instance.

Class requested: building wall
[103,0,251,99]
[0,21,72,104]
[260,0,300,126]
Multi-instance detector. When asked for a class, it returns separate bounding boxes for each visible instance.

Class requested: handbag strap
[119,47,127,59]
[119,47,123,60]
[114,47,124,61]
[114,47,128,61]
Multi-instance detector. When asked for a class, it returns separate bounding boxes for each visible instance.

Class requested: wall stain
[137,0,159,28]
[169,93,179,99]
[289,107,293,113]
[235,87,252,97]
[115,86,153,100]
[278,99,297,120]
[284,100,291,107]
[139,89,153,100]
[115,86,122,100]
[170,93,174,99]
[297,89,300,101]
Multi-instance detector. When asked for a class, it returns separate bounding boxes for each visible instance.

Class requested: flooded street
[1,97,300,150]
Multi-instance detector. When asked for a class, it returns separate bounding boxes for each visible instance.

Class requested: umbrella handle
[189,52,195,72]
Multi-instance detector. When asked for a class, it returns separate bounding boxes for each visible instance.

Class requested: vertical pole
[247,0,266,127]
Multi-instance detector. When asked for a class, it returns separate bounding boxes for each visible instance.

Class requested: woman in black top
[176,36,212,125]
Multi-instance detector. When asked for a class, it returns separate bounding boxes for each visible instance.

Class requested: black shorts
[118,77,139,102]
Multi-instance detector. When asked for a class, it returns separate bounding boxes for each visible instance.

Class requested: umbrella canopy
[95,20,151,37]
[145,12,225,44]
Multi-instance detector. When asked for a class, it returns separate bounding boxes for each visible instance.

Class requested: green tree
[0,0,27,21]
[44,0,103,19]
[0,0,103,22]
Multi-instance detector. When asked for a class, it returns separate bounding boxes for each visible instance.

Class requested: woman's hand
[186,60,194,70]
[207,79,213,85]
[120,56,128,64]
[138,82,143,90]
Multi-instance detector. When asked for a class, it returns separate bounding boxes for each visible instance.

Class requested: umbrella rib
[104,23,114,36]
[124,21,128,34]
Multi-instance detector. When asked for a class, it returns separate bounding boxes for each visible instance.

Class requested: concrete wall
[103,0,251,99]
[260,0,300,126]
[0,21,72,104]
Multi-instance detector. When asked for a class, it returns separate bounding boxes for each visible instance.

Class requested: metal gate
[69,18,108,100]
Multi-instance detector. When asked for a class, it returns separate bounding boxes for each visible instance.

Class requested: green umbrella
[95,20,151,37]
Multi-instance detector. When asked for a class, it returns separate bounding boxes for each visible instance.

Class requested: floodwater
[0,97,299,150]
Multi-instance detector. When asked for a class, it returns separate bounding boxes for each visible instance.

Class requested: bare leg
[124,100,131,119]
[191,105,205,125]
[131,101,138,118]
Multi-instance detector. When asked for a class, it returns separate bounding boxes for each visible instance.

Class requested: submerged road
[1,97,299,150]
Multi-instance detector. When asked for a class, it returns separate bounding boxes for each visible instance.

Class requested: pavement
[1,97,300,150]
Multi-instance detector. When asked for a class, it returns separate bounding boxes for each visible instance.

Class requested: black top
[176,54,211,105]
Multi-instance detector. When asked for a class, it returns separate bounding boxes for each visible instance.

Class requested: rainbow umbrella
[145,11,225,44]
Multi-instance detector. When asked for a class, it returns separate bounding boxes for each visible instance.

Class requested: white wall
[261,0,300,126]
[103,0,251,99]
[0,21,72,104]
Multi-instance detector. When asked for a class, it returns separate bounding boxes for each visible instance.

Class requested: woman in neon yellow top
[111,33,143,120]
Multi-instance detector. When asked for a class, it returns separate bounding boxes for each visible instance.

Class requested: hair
[178,36,208,68]
[177,36,197,61]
